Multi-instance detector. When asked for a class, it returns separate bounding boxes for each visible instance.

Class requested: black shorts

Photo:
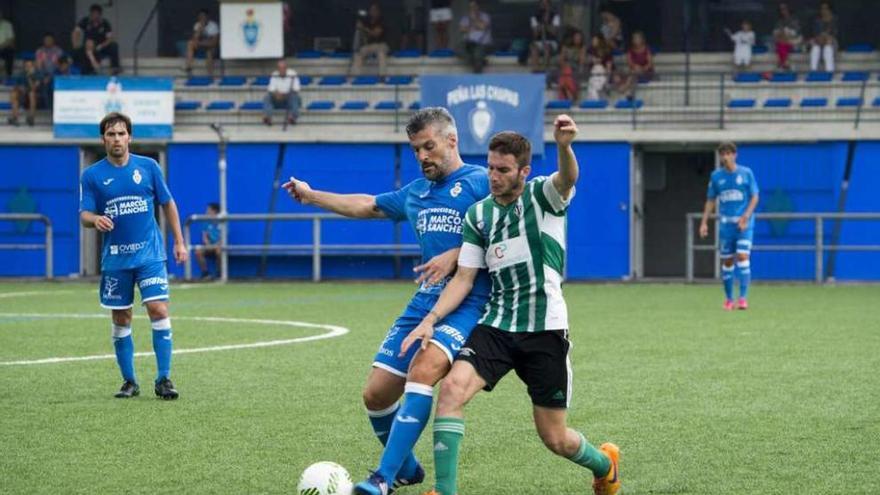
[456,324,572,408]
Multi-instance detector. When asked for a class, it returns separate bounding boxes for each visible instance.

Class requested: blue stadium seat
[219,76,247,86]
[375,100,403,110]
[546,100,572,109]
[185,76,214,87]
[307,100,335,111]
[493,50,518,57]
[239,101,263,110]
[733,72,762,83]
[393,49,421,58]
[329,52,352,59]
[842,71,868,82]
[4,77,14,86]
[386,75,414,85]
[873,97,880,107]
[319,75,347,86]
[428,49,455,58]
[579,99,608,109]
[806,71,833,82]
[836,97,862,107]
[800,98,828,108]
[751,45,769,54]
[845,43,874,53]
[251,76,270,86]
[352,75,380,85]
[615,98,643,109]
[296,50,323,59]
[299,75,313,86]
[764,98,792,108]
[206,101,235,111]
[0,102,11,110]
[409,101,421,110]
[770,72,797,83]
[175,101,202,111]
[341,100,369,110]
[728,98,756,108]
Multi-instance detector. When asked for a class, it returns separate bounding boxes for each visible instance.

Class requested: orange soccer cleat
[592,442,621,495]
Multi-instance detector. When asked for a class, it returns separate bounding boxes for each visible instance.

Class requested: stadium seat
[393,49,421,58]
[299,76,313,86]
[296,50,323,59]
[733,72,762,83]
[251,76,270,86]
[341,100,369,110]
[842,71,868,82]
[770,72,797,83]
[219,76,247,86]
[579,99,609,109]
[352,75,380,85]
[428,48,455,58]
[307,100,335,111]
[329,52,352,59]
[764,98,792,108]
[385,75,414,85]
[4,77,14,86]
[546,100,573,109]
[374,100,402,110]
[409,101,421,110]
[800,98,828,108]
[728,98,756,108]
[845,43,874,53]
[873,97,880,107]
[0,102,11,110]
[615,98,643,109]
[239,101,263,110]
[319,75,347,86]
[493,50,518,57]
[174,100,202,111]
[751,45,769,54]
[185,76,214,86]
[206,101,235,111]
[805,71,833,82]
[16,50,35,60]
[836,97,862,107]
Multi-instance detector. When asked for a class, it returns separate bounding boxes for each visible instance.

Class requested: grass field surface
[1,281,878,494]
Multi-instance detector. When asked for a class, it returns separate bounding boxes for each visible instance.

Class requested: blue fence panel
[834,141,880,280]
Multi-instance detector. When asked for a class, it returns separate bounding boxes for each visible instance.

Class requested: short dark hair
[405,107,457,139]
[717,141,737,154]
[489,131,531,169]
[208,202,220,212]
[100,112,132,135]
[90,4,102,14]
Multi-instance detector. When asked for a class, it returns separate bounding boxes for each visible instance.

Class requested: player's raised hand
[94,215,114,232]
[282,176,313,204]
[699,222,709,239]
[553,114,578,146]
[414,248,459,287]
[399,320,435,356]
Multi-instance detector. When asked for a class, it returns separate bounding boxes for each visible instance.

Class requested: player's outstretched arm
[80,210,114,232]
[551,114,579,199]
[399,265,479,355]
[282,176,385,219]
[163,200,189,264]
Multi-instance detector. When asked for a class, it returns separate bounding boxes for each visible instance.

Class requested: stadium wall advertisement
[52,77,174,138]
[219,1,284,60]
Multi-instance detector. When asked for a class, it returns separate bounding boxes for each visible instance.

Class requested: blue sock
[112,325,136,383]
[737,260,751,299]
[722,264,735,301]
[377,382,433,482]
[151,318,172,382]
[367,401,420,481]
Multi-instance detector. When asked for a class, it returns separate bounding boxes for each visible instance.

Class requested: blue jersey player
[79,112,188,399]
[700,141,760,310]
[282,108,490,495]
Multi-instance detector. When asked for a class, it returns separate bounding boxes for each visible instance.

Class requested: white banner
[220,2,283,59]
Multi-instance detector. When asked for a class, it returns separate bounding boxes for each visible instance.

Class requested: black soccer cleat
[114,380,140,399]
[154,378,179,400]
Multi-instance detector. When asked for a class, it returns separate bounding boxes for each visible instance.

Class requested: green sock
[433,416,465,495]
[568,431,611,478]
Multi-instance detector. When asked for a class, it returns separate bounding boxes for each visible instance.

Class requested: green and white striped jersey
[458,173,574,332]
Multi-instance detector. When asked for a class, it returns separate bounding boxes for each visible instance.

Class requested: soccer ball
[297,461,353,495]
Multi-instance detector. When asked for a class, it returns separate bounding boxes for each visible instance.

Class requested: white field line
[0,290,78,299]
[0,313,349,366]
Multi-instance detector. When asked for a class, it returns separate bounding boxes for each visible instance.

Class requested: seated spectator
[0,10,14,78]
[71,4,120,75]
[184,9,219,77]
[459,1,492,73]
[809,1,836,72]
[35,33,64,75]
[556,30,586,101]
[727,20,755,70]
[773,2,802,70]
[45,56,77,109]
[8,60,43,126]
[528,0,561,71]
[262,59,301,126]
[195,203,222,280]
[599,9,623,50]
[401,0,426,53]
[351,3,388,78]
[429,0,453,50]
[627,31,654,83]
[586,34,613,100]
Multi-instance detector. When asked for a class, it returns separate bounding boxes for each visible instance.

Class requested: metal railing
[183,213,420,282]
[685,212,880,283]
[0,214,53,279]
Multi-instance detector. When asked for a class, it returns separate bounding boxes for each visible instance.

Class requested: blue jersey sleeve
[79,171,97,213]
[375,180,415,221]
[151,160,173,205]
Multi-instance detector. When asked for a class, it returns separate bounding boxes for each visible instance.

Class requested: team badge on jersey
[513,203,523,218]
[132,169,142,184]
[450,181,462,198]
[736,175,743,185]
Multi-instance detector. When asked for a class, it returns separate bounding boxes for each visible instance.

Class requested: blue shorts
[720,224,754,259]
[373,292,486,378]
[99,260,170,309]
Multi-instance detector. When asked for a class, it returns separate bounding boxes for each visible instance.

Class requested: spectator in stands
[459,1,492,73]
[599,9,623,50]
[184,9,219,77]
[556,29,586,102]
[727,20,755,70]
[35,33,64,75]
[626,31,654,82]
[809,1,837,72]
[8,60,42,127]
[773,2,802,70]
[430,0,453,50]
[0,10,13,78]
[195,203,222,280]
[401,0,426,53]
[72,4,120,75]
[263,58,301,126]
[351,3,389,78]
[45,56,77,110]
[528,0,561,72]
[586,34,613,100]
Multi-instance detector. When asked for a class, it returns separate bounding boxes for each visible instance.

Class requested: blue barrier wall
[0,146,80,277]
[834,141,880,280]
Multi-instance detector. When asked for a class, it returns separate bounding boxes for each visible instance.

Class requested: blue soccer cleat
[354,472,390,495]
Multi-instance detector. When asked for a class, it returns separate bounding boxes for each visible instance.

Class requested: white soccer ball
[297,461,353,495]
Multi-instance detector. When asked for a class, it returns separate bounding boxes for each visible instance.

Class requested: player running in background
[79,112,188,399]
[699,141,760,310]
[282,107,491,495]
[401,116,621,495]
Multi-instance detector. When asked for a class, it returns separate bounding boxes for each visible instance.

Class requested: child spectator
[727,20,755,69]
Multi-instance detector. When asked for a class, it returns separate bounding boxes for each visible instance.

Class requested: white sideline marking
[0,290,77,299]
[0,313,349,366]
